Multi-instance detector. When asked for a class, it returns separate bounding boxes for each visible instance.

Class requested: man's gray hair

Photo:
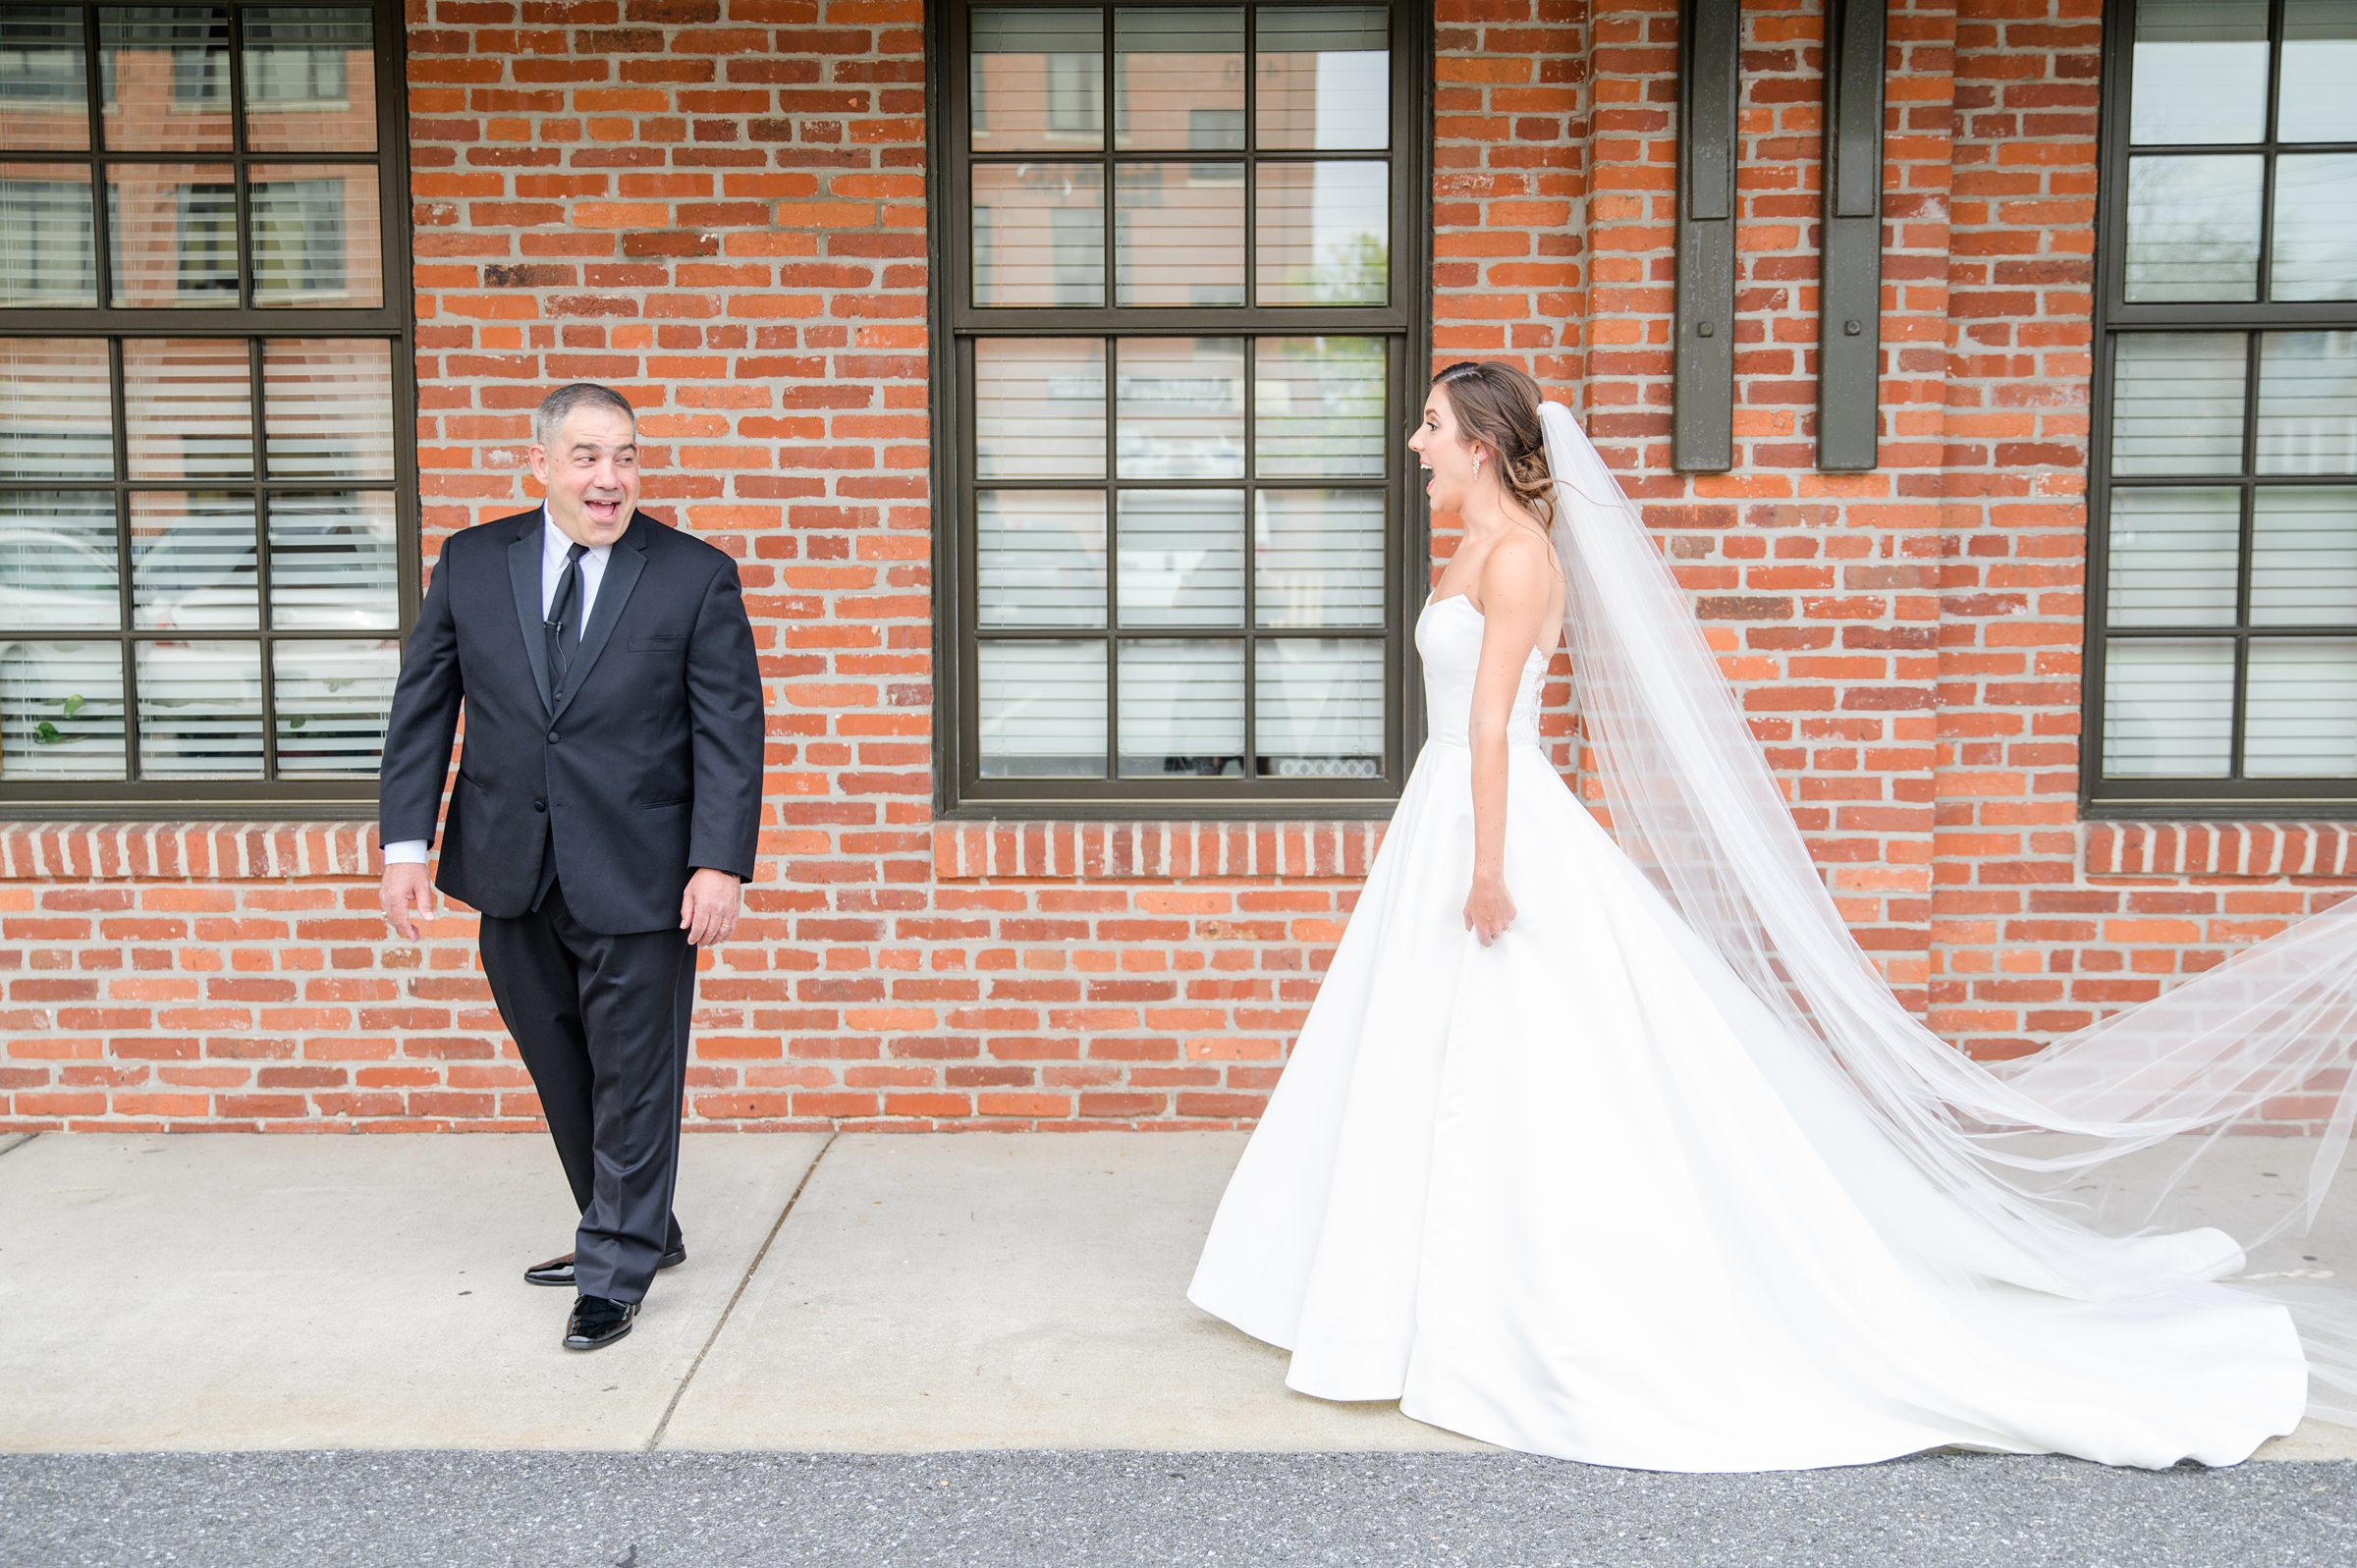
[533,382,636,452]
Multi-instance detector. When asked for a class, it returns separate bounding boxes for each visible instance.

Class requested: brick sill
[0,821,1387,885]
[932,820,1385,881]
[0,822,377,881]
[2083,822,2357,880]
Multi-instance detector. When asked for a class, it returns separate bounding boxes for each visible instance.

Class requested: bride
[1187,360,2357,1473]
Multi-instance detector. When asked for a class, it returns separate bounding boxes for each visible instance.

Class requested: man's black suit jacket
[378,507,764,936]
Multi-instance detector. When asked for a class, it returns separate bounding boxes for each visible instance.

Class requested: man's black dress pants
[477,874,695,1304]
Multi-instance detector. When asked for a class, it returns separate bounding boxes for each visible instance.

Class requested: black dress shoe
[524,1244,686,1288]
[564,1295,638,1350]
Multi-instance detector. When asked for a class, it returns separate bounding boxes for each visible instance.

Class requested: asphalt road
[5,1450,2353,1568]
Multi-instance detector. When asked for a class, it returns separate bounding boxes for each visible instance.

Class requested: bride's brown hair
[1431,360,1556,532]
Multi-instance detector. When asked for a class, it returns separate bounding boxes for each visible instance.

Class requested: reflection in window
[0,170,97,306]
[0,3,409,802]
[0,5,90,136]
[101,6,233,151]
[2092,5,2357,804]
[104,167,239,305]
[951,4,1409,803]
[253,175,349,299]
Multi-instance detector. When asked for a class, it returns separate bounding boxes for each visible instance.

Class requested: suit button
[546,731,559,744]
[532,798,547,812]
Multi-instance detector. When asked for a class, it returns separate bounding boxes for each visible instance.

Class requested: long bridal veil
[1538,399,2357,1427]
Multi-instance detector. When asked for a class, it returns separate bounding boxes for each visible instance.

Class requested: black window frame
[0,0,417,820]
[2083,0,2357,816]
[926,0,1434,819]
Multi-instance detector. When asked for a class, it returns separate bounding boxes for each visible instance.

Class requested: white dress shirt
[383,511,613,868]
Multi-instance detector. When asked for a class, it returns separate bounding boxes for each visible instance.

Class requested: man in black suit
[376,382,763,1351]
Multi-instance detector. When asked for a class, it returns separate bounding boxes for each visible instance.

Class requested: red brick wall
[4,0,2352,1134]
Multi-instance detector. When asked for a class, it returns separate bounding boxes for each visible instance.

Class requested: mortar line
[0,1134,38,1164]
[645,1131,837,1452]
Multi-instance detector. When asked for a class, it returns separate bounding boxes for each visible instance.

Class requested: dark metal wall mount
[1674,0,1889,473]
[1818,0,1888,470]
[1674,0,1741,472]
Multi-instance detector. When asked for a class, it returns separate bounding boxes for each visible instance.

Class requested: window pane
[125,338,253,480]
[1256,488,1384,628]
[2245,638,2357,776]
[977,489,1106,628]
[2271,154,2357,302]
[971,162,1104,307]
[0,164,97,306]
[2104,487,2240,626]
[1256,5,1389,151]
[1255,637,1380,777]
[1114,7,1240,152]
[2283,0,2357,143]
[0,642,126,781]
[0,5,92,151]
[1255,335,1386,476]
[978,639,1105,778]
[1116,337,1243,477]
[1255,160,1388,305]
[1117,638,1242,776]
[263,338,394,480]
[243,6,375,153]
[101,6,231,152]
[1117,489,1244,626]
[137,638,262,778]
[2128,0,2268,145]
[267,491,397,630]
[1115,161,1243,306]
[975,339,1106,478]
[131,490,256,629]
[0,491,119,628]
[106,163,238,306]
[969,8,1102,152]
[2123,155,2262,302]
[251,164,379,306]
[2256,331,2357,475]
[2110,333,2248,476]
[2100,638,2234,777]
[2252,487,2357,624]
[273,637,397,778]
[0,340,115,480]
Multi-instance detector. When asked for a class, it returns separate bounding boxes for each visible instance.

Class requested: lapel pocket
[628,632,686,652]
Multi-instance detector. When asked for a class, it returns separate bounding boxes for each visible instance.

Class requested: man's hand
[380,863,432,941]
[681,868,742,946]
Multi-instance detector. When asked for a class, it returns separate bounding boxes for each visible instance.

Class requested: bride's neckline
[1424,589,1554,666]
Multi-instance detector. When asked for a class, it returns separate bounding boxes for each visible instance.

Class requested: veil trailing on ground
[1537,398,2357,1427]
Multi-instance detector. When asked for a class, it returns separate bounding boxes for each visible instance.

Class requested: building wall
[4,0,2351,1134]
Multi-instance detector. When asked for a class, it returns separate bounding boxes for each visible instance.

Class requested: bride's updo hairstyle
[1431,360,1556,531]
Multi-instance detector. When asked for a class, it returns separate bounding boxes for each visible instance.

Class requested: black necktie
[547,541,587,696]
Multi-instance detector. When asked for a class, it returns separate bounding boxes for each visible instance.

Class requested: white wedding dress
[1187,587,2313,1473]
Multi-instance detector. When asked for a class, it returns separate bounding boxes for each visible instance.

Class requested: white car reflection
[0,518,397,779]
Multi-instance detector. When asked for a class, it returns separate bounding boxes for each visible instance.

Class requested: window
[933,1,1428,813]
[2087,0,2357,811]
[0,2,411,816]
[251,173,349,299]
[243,7,356,105]
[166,180,240,298]
[0,11,86,104]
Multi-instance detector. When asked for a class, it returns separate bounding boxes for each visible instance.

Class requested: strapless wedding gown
[1187,591,2308,1473]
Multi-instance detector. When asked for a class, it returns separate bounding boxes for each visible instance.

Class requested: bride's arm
[1463,535,1557,946]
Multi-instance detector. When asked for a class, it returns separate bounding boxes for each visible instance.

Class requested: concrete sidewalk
[1,1130,2352,1459]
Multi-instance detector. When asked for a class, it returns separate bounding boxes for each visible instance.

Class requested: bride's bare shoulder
[1478,529,1556,612]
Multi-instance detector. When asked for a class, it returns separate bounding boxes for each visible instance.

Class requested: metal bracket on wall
[1817,0,1887,470]
[1674,0,1740,472]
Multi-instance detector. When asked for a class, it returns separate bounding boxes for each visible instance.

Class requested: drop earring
[1472,454,1483,478]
